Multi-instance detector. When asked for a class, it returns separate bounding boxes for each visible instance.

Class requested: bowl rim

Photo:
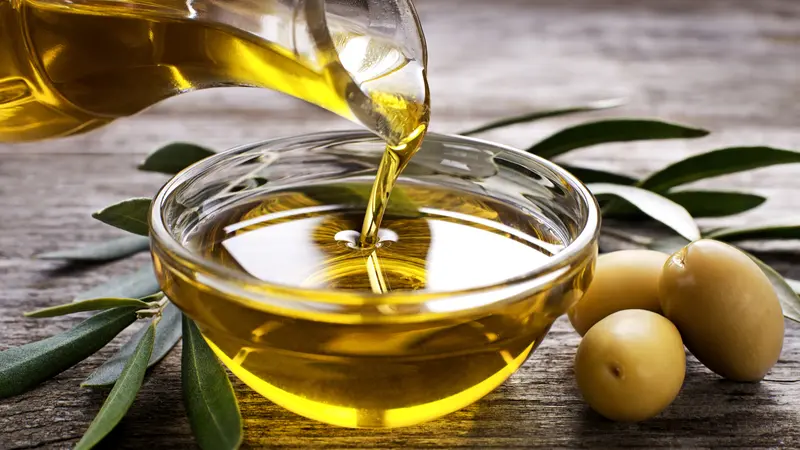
[149,130,600,312]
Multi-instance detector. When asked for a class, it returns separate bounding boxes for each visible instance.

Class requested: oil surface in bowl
[160,182,573,427]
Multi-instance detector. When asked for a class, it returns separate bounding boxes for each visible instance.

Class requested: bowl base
[206,335,538,428]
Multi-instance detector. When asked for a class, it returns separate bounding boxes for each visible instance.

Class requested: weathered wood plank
[1,0,799,448]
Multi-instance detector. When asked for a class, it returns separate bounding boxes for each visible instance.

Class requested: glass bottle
[0,0,428,144]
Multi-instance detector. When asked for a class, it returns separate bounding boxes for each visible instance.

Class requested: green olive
[568,250,669,336]
[574,309,685,422]
[660,239,784,382]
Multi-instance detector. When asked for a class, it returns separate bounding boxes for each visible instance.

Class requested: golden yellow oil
[359,124,426,247]
[154,182,574,427]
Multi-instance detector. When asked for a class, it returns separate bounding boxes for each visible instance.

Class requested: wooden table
[2,0,799,447]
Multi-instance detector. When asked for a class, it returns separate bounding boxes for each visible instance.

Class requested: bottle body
[0,0,428,143]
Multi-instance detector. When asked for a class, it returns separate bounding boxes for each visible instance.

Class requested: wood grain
[1,0,799,448]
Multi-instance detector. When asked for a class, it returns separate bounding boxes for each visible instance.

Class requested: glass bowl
[149,130,599,428]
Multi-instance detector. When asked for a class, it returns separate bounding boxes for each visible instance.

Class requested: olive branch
[2,99,799,449]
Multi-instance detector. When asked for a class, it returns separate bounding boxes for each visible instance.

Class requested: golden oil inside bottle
[156,182,570,428]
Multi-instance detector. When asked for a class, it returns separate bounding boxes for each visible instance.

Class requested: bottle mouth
[149,131,600,323]
[304,0,430,146]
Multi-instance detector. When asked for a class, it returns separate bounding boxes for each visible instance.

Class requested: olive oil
[187,183,563,292]
[155,182,571,427]
[360,116,427,247]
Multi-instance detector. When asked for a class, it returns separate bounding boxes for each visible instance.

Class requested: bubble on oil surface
[334,229,399,249]
[334,230,361,249]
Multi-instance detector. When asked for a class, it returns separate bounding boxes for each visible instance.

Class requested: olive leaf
[74,321,155,450]
[25,298,151,318]
[460,98,624,136]
[706,225,800,242]
[83,302,182,387]
[639,147,800,192]
[139,143,216,174]
[0,308,139,399]
[745,252,800,323]
[527,119,709,158]
[669,191,766,218]
[560,164,637,185]
[183,317,242,450]
[607,191,766,219]
[74,262,161,302]
[588,183,701,241]
[92,198,152,236]
[37,236,150,263]
[139,292,165,303]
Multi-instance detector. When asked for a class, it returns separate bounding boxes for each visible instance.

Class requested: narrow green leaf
[706,225,800,242]
[83,302,182,387]
[607,191,766,219]
[669,191,766,218]
[639,147,800,192]
[138,143,216,174]
[74,321,155,450]
[37,236,150,262]
[75,262,160,302]
[589,183,701,241]
[745,252,800,323]
[460,98,625,136]
[183,317,242,450]
[647,236,691,254]
[92,198,152,236]
[527,119,709,158]
[0,308,138,399]
[138,292,165,303]
[25,298,150,318]
[560,164,637,185]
